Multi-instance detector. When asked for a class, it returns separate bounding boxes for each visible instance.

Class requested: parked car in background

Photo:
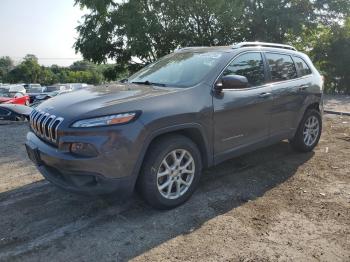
[0,88,29,105]
[24,83,41,91]
[1,84,27,94]
[59,83,88,92]
[31,85,71,106]
[0,104,32,121]
[26,86,47,104]
[26,42,323,209]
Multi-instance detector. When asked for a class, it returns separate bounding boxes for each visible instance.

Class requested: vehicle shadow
[0,141,314,261]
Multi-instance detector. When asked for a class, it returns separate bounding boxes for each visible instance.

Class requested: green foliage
[0,56,14,82]
[5,54,42,83]
[74,0,350,93]
[288,18,350,94]
[1,55,112,86]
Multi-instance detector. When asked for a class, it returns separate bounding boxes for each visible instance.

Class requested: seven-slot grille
[29,109,63,144]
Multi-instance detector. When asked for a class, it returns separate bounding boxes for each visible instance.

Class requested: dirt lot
[324,94,350,113]
[0,114,349,262]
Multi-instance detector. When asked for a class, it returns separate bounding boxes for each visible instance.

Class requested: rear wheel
[138,135,202,209]
[289,109,322,152]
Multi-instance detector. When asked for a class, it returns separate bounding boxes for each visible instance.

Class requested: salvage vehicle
[26,42,323,209]
[0,89,30,105]
[1,85,27,94]
[26,86,46,104]
[31,86,72,106]
[23,83,41,91]
[0,104,32,121]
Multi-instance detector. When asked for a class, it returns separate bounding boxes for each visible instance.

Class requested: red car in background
[0,89,30,105]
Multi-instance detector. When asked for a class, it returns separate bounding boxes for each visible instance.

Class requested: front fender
[131,122,213,181]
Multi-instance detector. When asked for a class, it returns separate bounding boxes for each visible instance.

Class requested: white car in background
[1,84,27,94]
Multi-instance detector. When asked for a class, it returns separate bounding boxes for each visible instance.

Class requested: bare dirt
[0,114,349,262]
[324,94,350,113]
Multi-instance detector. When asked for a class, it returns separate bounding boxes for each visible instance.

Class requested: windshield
[0,91,16,98]
[27,87,42,93]
[46,86,60,92]
[128,51,224,88]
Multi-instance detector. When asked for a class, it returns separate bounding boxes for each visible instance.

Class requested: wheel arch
[305,102,320,112]
[132,123,212,183]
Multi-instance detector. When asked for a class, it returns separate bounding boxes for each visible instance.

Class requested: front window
[129,51,224,88]
[223,52,266,88]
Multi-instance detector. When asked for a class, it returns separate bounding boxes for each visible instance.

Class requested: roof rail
[232,42,297,51]
[175,46,208,52]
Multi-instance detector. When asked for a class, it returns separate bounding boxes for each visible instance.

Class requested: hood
[36,83,180,120]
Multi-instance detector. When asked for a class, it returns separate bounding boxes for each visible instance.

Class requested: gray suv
[25,42,323,209]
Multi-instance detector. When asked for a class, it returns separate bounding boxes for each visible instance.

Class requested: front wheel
[289,109,322,152]
[138,135,202,209]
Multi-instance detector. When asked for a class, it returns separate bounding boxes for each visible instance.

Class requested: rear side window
[265,53,297,82]
[223,52,265,87]
[293,56,312,76]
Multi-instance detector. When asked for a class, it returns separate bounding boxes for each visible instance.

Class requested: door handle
[258,92,271,98]
[298,85,308,91]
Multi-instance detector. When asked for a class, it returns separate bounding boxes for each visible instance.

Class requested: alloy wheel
[303,115,320,147]
[157,149,195,200]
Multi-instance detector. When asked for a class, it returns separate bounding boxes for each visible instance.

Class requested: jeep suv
[25,42,323,209]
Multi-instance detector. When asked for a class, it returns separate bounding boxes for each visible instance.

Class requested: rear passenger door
[264,52,306,137]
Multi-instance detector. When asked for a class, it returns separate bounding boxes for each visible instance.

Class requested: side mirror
[214,75,248,91]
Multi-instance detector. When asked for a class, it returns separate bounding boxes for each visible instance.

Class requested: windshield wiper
[131,80,167,87]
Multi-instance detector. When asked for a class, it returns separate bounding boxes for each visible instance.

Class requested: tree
[70,60,97,71]
[0,56,14,82]
[287,17,350,94]
[74,0,350,68]
[8,54,42,83]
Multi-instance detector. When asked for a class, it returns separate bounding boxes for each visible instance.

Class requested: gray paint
[25,46,323,195]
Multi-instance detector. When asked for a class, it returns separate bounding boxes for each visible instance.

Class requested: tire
[137,134,202,209]
[289,109,322,152]
[15,116,26,121]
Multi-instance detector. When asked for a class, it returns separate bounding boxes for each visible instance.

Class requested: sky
[0,0,86,66]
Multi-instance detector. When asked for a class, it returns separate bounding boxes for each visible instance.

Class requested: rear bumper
[25,124,145,195]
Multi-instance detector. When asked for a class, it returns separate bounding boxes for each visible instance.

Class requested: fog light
[70,143,98,157]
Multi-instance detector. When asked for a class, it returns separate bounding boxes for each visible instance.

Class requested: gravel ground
[324,94,350,113]
[0,114,349,262]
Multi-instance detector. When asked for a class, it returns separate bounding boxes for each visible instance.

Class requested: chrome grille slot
[29,109,64,144]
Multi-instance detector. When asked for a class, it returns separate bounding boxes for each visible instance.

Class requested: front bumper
[25,122,145,195]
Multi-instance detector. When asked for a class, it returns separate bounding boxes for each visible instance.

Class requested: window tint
[293,56,312,76]
[223,52,265,87]
[265,53,297,81]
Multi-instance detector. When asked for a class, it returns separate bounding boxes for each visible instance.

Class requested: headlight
[71,112,138,128]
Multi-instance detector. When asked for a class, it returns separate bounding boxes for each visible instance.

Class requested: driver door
[213,52,273,159]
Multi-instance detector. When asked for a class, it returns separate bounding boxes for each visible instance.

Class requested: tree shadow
[0,141,314,261]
